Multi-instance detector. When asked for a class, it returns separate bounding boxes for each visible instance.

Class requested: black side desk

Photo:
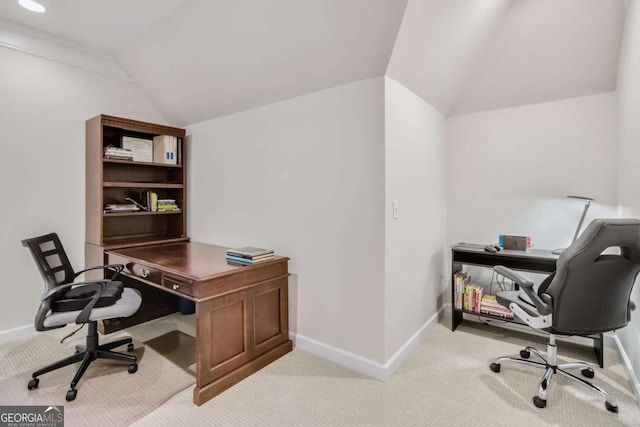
[451,243,604,368]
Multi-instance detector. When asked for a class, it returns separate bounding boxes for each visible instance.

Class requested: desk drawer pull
[163,276,194,297]
[141,268,150,278]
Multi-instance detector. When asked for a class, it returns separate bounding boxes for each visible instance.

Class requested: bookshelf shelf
[102,235,189,250]
[103,158,183,168]
[103,182,184,189]
[453,308,524,325]
[103,210,182,217]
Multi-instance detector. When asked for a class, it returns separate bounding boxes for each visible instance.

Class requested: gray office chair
[488,218,640,412]
[22,233,142,401]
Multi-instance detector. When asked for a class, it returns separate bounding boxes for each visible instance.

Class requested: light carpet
[0,326,195,427]
[133,318,640,427]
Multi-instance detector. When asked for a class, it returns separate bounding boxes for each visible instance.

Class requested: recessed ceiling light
[18,0,46,13]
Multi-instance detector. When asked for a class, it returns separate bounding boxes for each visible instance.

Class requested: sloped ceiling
[386,0,513,115]
[449,0,625,116]
[0,0,626,123]
[118,0,408,126]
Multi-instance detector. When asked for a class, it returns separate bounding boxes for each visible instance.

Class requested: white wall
[187,78,386,362]
[0,46,166,333]
[616,0,640,394]
[384,78,447,359]
[447,93,619,251]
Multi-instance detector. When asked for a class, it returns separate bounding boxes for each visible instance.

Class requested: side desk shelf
[450,243,604,368]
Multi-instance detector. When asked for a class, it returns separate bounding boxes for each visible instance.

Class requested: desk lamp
[552,195,595,255]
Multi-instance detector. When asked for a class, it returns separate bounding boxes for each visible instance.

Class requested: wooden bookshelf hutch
[85,114,188,333]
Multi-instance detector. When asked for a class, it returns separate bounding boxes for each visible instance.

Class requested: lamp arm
[572,200,591,242]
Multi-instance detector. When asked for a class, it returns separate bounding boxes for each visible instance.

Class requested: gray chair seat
[43,288,142,328]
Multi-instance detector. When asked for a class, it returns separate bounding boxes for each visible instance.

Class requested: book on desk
[226,247,275,265]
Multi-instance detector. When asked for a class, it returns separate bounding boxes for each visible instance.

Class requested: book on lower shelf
[453,272,514,318]
[226,246,274,264]
[104,203,140,213]
[479,295,514,319]
[157,198,180,212]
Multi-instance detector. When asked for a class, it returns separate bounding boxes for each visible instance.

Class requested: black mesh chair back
[545,218,640,334]
[22,233,76,330]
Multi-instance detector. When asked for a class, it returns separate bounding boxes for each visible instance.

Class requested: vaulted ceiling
[0,0,627,125]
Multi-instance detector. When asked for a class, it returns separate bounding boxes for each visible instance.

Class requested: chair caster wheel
[127,343,134,352]
[66,389,77,401]
[490,363,501,373]
[581,368,595,378]
[533,396,546,408]
[27,378,39,390]
[128,363,138,374]
[605,401,618,413]
[520,350,530,359]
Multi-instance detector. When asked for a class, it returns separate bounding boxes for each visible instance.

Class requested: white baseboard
[289,306,446,381]
[0,323,37,345]
[609,333,640,406]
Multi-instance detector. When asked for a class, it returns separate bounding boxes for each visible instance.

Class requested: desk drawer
[163,274,194,297]
[107,253,162,286]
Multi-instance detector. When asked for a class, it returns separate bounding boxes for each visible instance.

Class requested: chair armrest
[494,265,552,316]
[73,264,124,280]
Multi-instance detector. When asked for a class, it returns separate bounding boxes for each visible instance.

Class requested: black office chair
[22,233,143,401]
[488,218,640,412]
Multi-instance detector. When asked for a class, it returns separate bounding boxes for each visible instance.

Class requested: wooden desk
[451,243,604,368]
[106,241,292,405]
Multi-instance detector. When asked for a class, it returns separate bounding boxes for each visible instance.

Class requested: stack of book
[480,295,514,319]
[104,146,133,160]
[453,272,485,314]
[453,272,471,310]
[226,247,274,265]
[157,199,180,211]
[104,203,140,213]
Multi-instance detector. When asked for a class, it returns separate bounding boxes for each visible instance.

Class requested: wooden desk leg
[593,333,604,368]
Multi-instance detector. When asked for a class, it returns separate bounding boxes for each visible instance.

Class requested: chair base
[489,334,618,412]
[27,321,138,401]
